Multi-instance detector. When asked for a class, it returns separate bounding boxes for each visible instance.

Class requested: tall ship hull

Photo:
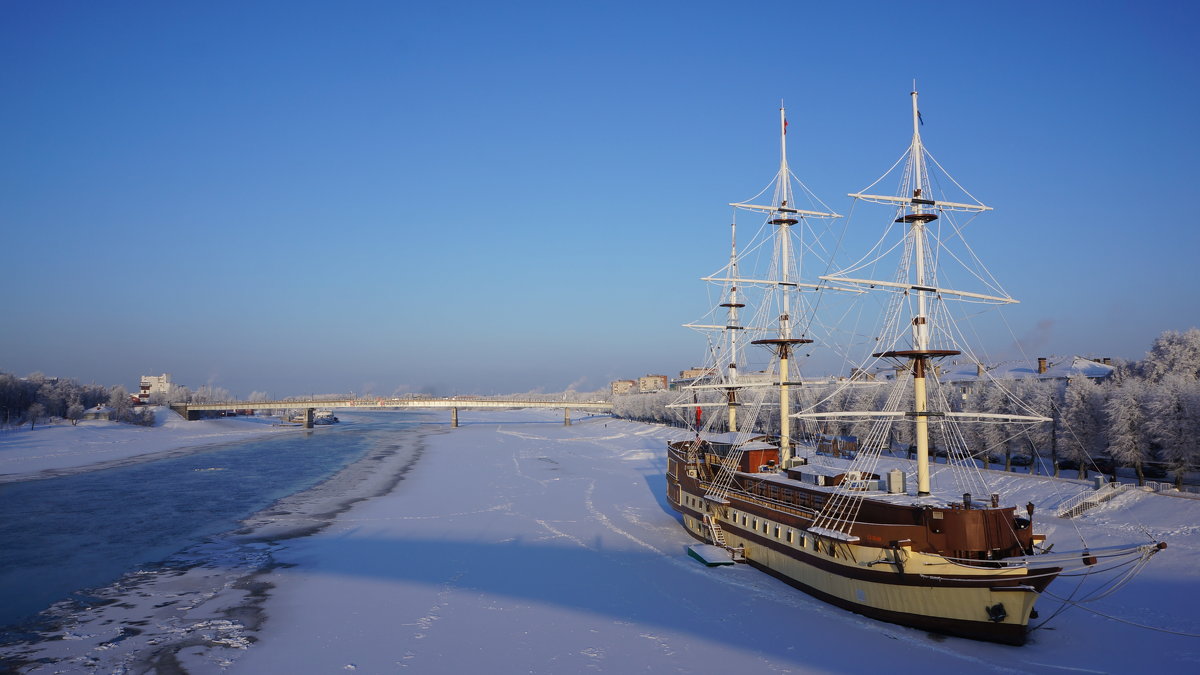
[666,439,1057,644]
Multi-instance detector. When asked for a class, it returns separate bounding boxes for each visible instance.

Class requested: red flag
[784,119,788,135]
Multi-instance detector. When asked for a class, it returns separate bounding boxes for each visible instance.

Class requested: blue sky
[2,1,1197,397]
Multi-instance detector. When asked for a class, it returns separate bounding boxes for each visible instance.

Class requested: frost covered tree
[611,390,678,427]
[846,384,884,446]
[981,384,1011,469]
[108,385,131,419]
[192,385,233,404]
[1013,379,1055,476]
[66,402,85,426]
[955,384,990,468]
[1057,375,1105,479]
[26,402,45,429]
[1105,379,1152,485]
[1139,328,1200,382]
[38,383,66,418]
[166,384,192,404]
[1146,375,1200,489]
[816,382,855,439]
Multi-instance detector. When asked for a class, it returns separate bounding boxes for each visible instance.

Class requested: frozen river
[0,412,423,633]
[3,409,1198,673]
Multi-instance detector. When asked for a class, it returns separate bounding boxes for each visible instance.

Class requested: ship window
[799,536,807,548]
[762,522,769,534]
[787,530,794,543]
[742,515,747,526]
[752,519,758,529]
[774,526,781,538]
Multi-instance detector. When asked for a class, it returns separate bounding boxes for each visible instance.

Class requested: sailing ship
[665,91,1167,645]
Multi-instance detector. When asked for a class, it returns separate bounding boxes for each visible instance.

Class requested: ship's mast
[721,221,744,432]
[689,106,839,458]
[910,90,930,352]
[752,105,812,466]
[881,89,957,496]
[811,89,1042,500]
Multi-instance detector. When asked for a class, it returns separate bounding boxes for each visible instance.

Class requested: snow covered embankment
[0,407,297,483]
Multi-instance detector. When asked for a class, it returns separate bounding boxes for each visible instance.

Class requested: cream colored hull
[680,500,1045,644]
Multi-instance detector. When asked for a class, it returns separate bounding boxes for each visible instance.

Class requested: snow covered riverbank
[3,409,1199,673]
[0,407,298,483]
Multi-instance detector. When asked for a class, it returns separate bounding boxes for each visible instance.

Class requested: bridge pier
[304,408,315,429]
[451,407,459,428]
[564,407,571,426]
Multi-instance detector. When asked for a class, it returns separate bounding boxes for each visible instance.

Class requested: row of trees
[1,373,155,428]
[612,329,1200,489]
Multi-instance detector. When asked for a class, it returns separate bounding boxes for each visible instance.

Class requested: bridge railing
[182,397,612,411]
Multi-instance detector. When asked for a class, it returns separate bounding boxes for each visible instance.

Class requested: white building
[139,374,172,402]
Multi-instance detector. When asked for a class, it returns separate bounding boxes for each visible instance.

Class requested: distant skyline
[2,1,1197,397]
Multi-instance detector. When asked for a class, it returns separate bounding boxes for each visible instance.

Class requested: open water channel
[0,412,425,635]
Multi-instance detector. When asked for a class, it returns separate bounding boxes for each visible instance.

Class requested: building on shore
[83,405,113,421]
[610,380,636,396]
[638,374,668,393]
[138,374,172,403]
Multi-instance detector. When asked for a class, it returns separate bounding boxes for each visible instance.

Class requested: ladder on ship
[704,514,745,561]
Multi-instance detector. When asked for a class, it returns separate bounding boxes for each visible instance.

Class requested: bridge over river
[173,398,613,428]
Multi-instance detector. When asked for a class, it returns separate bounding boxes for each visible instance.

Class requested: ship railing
[699,481,819,521]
